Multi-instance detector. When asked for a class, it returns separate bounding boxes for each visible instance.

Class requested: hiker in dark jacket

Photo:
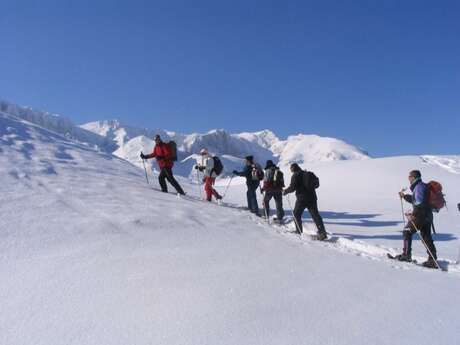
[396,170,437,268]
[140,134,185,195]
[233,155,261,216]
[261,160,285,223]
[283,163,327,240]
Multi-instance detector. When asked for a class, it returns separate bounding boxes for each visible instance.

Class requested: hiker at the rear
[261,160,285,223]
[233,156,262,216]
[140,134,185,195]
[396,170,437,268]
[195,148,222,202]
[283,163,327,240]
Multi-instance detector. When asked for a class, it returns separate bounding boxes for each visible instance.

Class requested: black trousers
[403,221,437,259]
[159,167,185,195]
[263,191,284,220]
[246,184,259,215]
[293,198,326,234]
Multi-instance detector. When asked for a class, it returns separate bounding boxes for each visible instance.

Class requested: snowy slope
[271,134,370,167]
[0,99,116,152]
[2,111,460,345]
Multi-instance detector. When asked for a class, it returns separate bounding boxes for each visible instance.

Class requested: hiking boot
[216,194,222,200]
[315,231,328,241]
[422,258,438,269]
[395,253,412,262]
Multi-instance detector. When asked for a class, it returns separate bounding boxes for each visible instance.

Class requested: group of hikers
[141,134,448,269]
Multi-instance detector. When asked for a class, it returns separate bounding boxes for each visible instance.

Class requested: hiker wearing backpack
[233,155,263,216]
[195,148,223,202]
[283,163,327,240]
[261,160,285,223]
[396,170,438,268]
[140,134,185,195]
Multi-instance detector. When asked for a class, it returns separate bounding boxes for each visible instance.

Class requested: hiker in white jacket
[195,148,222,202]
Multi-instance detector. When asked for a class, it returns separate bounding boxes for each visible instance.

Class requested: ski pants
[263,191,284,220]
[293,198,326,234]
[403,221,437,259]
[246,184,260,215]
[204,176,221,201]
[159,167,185,195]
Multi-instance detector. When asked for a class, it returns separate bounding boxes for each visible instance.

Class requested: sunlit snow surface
[1,112,460,345]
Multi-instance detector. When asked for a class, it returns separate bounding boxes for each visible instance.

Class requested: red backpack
[427,181,446,212]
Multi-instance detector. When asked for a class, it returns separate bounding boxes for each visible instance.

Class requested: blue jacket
[403,178,433,226]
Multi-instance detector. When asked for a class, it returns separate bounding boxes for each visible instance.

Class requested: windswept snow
[420,155,460,174]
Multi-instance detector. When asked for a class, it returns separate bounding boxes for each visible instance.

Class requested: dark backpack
[302,171,319,190]
[269,168,284,189]
[252,163,264,181]
[212,156,224,176]
[427,181,446,212]
[168,141,178,161]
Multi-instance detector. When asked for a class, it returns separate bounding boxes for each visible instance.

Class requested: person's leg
[274,192,284,220]
[204,177,213,201]
[402,222,416,259]
[164,168,185,195]
[307,200,326,234]
[158,168,168,192]
[420,222,437,260]
[293,199,305,233]
[209,177,222,200]
[263,192,272,218]
[248,185,259,215]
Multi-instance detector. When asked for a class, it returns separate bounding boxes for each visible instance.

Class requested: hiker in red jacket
[140,135,185,195]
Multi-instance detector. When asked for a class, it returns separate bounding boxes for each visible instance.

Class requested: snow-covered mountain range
[80,118,370,176]
[0,99,371,177]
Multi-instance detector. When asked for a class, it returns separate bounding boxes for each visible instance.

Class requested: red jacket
[145,142,174,169]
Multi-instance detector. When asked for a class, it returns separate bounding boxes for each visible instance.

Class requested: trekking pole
[399,188,407,228]
[286,194,302,236]
[141,157,150,185]
[221,175,234,200]
[409,219,442,270]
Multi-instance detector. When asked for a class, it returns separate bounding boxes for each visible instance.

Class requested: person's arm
[283,173,297,195]
[141,145,157,160]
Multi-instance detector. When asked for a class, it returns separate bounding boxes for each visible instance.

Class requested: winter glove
[194,165,199,170]
[156,155,164,161]
[232,170,238,175]
[198,166,205,172]
[140,152,146,159]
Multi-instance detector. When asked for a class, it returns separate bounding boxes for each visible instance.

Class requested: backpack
[302,171,319,190]
[212,156,224,176]
[269,168,284,189]
[251,163,264,181]
[427,181,446,212]
[168,141,178,161]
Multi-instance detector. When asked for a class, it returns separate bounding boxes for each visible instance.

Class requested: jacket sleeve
[403,194,413,204]
[144,145,157,159]
[235,165,250,177]
[284,174,297,194]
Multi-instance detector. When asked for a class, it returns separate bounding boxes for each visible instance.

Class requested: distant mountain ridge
[0,99,371,177]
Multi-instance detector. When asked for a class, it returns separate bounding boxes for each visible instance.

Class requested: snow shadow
[55,145,74,160]
[299,210,401,228]
[337,232,457,242]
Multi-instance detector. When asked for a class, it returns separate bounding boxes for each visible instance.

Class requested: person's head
[265,160,275,169]
[408,170,421,184]
[245,155,254,165]
[290,163,301,173]
[200,148,209,156]
[154,134,162,144]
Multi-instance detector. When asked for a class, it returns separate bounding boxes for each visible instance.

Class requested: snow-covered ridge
[0,100,116,152]
[420,155,460,174]
[81,119,371,173]
[271,134,370,167]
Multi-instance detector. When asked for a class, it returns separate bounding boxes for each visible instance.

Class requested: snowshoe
[421,258,438,269]
[311,232,328,241]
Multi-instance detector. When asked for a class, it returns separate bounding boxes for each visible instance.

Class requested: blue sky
[1,0,459,156]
